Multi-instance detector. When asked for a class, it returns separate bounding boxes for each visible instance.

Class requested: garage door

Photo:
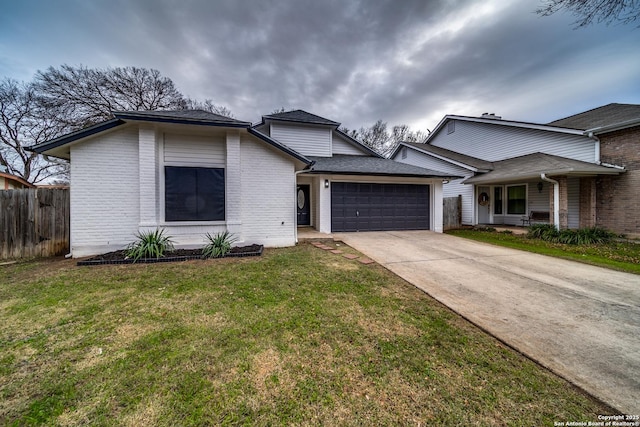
[331,182,430,232]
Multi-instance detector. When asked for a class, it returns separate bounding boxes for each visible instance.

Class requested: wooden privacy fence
[0,188,70,259]
[443,195,462,230]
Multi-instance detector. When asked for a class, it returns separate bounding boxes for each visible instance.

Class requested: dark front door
[296,185,310,226]
[331,182,430,232]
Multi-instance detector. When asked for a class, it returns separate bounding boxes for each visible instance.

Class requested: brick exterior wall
[596,126,640,237]
[579,177,596,228]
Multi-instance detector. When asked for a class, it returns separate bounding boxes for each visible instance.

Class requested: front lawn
[447,229,640,275]
[0,243,612,425]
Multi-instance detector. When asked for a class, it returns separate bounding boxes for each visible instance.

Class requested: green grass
[447,229,640,275]
[0,243,613,425]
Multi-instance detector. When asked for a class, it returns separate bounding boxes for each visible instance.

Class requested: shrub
[126,228,175,262]
[528,225,615,245]
[202,231,238,258]
[527,224,558,240]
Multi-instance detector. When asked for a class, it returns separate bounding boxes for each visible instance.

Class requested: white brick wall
[70,127,140,257]
[240,136,296,247]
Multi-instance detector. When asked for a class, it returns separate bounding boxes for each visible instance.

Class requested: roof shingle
[262,110,340,126]
[548,103,640,131]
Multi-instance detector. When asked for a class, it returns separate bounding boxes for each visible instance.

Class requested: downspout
[540,173,559,230]
[587,131,601,164]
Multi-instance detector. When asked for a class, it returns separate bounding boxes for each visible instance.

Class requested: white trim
[425,115,585,145]
[398,143,481,172]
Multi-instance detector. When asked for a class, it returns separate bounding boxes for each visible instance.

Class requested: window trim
[505,183,527,216]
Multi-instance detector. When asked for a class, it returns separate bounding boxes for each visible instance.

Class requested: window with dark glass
[165,166,225,221]
[507,185,526,215]
[493,186,503,215]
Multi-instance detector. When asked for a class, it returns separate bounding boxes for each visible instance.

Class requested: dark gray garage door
[331,182,430,232]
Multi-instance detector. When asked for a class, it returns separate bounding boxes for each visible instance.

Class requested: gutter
[540,174,560,230]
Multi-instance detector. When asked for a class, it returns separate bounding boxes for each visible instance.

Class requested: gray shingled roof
[306,155,461,178]
[464,152,622,184]
[401,142,494,171]
[548,103,640,131]
[262,110,340,126]
[114,109,251,126]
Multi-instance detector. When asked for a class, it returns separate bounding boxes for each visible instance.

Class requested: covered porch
[464,153,623,230]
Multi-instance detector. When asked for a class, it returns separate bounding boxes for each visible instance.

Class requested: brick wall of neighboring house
[596,126,640,237]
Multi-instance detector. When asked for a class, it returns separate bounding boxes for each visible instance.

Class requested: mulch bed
[77,244,263,266]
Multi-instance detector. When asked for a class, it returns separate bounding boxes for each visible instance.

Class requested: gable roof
[260,110,340,126]
[464,152,622,185]
[113,109,251,127]
[27,110,313,166]
[548,103,640,134]
[393,142,493,172]
[306,155,461,179]
[424,115,585,145]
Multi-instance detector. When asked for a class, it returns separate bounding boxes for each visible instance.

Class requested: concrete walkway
[334,230,640,413]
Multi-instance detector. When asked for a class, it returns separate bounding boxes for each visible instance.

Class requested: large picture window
[506,184,526,215]
[165,166,225,221]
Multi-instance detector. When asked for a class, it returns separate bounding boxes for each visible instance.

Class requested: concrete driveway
[334,230,640,413]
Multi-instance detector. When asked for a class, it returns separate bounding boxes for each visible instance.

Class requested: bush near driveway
[0,244,612,425]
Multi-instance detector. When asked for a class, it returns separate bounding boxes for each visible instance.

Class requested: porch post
[557,176,568,230]
[317,175,331,234]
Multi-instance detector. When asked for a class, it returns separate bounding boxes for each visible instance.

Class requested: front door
[296,185,310,226]
[477,186,491,224]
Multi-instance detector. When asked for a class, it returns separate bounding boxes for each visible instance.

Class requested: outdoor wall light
[537,181,544,193]
[324,179,330,188]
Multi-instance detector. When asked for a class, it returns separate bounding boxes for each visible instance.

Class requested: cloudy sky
[1,0,638,132]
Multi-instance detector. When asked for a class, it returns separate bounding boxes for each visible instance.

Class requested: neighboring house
[28,109,457,257]
[391,107,628,233]
[548,103,640,238]
[0,170,35,189]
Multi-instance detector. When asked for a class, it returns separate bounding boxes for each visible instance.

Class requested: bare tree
[341,120,429,157]
[2,65,233,184]
[184,98,234,117]
[537,0,640,27]
[34,65,188,128]
[0,79,68,183]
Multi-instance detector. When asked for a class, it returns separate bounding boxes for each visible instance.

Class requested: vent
[481,113,502,120]
[447,120,455,134]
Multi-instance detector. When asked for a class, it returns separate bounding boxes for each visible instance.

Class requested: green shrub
[528,225,615,245]
[527,224,558,240]
[126,229,175,262]
[202,231,237,258]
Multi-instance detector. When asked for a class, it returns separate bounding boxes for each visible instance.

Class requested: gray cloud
[1,0,638,131]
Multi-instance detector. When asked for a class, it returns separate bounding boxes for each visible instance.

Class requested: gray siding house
[391,109,625,230]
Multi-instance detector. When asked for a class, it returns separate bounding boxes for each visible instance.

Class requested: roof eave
[261,116,341,127]
[396,142,486,172]
[426,115,585,143]
[114,112,251,128]
[26,118,125,155]
[585,118,640,135]
[304,170,460,179]
[334,129,382,158]
[463,168,623,185]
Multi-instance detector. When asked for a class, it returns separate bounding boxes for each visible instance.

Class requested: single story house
[391,104,635,234]
[0,169,35,189]
[29,109,457,257]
